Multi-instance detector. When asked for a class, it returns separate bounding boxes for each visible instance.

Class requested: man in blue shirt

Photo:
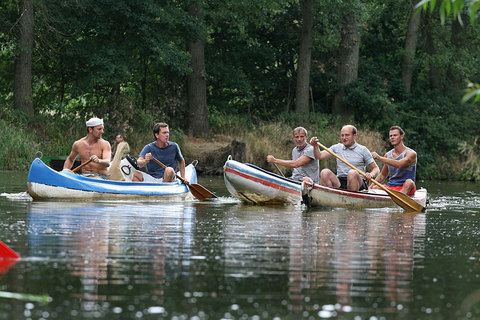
[132,123,187,183]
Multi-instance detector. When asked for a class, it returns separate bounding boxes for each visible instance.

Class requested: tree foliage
[416,0,480,25]
[1,0,480,179]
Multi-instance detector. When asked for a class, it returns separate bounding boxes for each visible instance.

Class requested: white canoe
[223,157,427,210]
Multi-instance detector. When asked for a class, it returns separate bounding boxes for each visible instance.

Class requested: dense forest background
[1,0,479,180]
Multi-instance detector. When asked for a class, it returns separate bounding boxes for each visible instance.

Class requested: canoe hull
[27,158,197,201]
[224,162,301,204]
[223,158,427,209]
[308,185,427,209]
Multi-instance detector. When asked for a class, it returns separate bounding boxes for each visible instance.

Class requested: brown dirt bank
[183,135,246,176]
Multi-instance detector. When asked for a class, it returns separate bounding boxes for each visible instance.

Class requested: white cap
[86,117,104,127]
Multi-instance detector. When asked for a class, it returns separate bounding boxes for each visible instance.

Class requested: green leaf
[415,0,432,10]
[471,1,480,24]
[0,291,52,304]
[462,81,480,103]
[442,0,451,16]
[430,0,437,13]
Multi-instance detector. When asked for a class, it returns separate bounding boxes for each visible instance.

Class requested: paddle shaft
[316,142,425,212]
[72,159,93,173]
[151,158,186,183]
[151,157,217,200]
[273,163,286,177]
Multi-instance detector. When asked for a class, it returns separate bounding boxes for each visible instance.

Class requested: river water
[0,171,479,320]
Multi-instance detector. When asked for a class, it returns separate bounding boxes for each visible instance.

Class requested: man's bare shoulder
[72,137,88,149]
[405,148,417,157]
[99,138,111,148]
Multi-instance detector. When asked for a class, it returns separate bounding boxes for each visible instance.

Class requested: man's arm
[374,163,390,184]
[365,161,380,181]
[63,141,80,171]
[137,152,152,168]
[179,159,186,179]
[266,155,311,168]
[63,151,77,171]
[96,140,111,167]
[309,137,332,160]
[137,144,151,168]
[372,150,416,168]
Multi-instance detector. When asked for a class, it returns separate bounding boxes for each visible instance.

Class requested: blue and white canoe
[223,157,428,209]
[27,158,198,201]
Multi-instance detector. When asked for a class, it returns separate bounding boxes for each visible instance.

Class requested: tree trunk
[14,0,34,116]
[448,14,467,92]
[295,0,314,114]
[187,3,210,137]
[401,0,422,93]
[332,12,359,121]
[141,58,147,110]
[424,14,441,90]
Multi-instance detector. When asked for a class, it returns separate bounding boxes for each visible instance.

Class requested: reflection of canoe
[223,157,428,209]
[27,158,197,200]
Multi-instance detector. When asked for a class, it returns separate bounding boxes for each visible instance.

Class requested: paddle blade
[189,183,217,201]
[385,188,425,213]
[0,241,20,259]
[150,156,216,201]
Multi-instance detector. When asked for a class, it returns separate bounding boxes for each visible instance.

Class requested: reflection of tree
[304,211,425,314]
[68,215,109,302]
[24,200,426,319]
[220,207,425,317]
[26,201,196,316]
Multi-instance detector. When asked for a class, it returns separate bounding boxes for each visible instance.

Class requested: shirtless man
[63,117,111,179]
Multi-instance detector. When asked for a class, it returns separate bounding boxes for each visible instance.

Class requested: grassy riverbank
[1,111,478,181]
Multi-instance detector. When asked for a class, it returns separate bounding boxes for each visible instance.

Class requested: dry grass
[182,121,389,174]
[356,129,388,155]
[244,122,294,165]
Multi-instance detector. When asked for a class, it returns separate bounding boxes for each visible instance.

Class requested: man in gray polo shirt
[310,125,379,191]
[266,127,319,185]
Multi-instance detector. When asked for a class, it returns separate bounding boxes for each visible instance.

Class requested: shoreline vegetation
[1,112,478,181]
[3,1,480,184]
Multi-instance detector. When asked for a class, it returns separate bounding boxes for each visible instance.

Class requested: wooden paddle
[0,241,20,259]
[316,142,425,213]
[272,163,286,177]
[72,159,93,173]
[151,157,217,201]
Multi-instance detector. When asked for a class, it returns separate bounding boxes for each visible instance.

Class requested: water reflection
[6,193,426,319]
[2,174,480,319]
[221,206,426,317]
[26,201,197,318]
